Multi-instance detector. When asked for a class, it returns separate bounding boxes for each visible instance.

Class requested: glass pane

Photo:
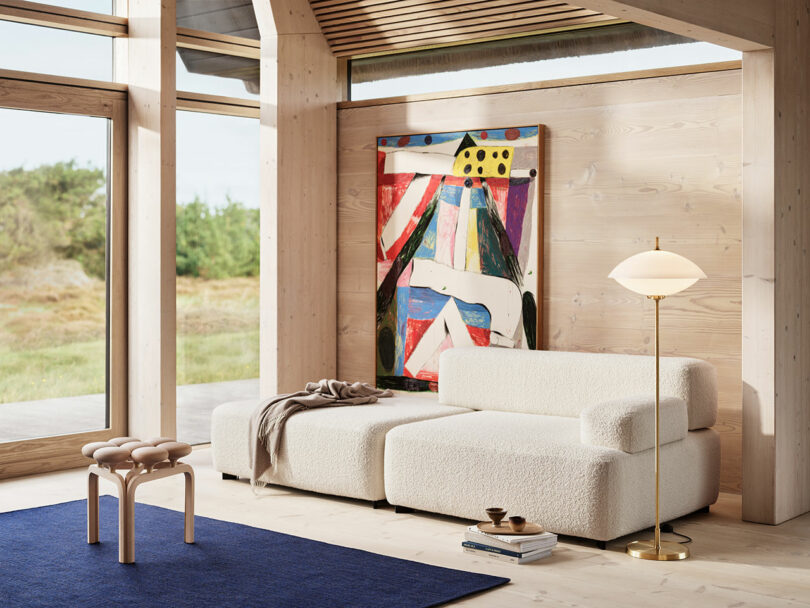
[177,48,259,99]
[39,0,112,14]
[0,20,112,81]
[350,24,742,101]
[0,108,109,442]
[177,0,259,40]
[176,111,259,445]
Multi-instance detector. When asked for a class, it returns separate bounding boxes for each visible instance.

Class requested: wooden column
[253,0,338,395]
[126,0,177,438]
[741,49,776,522]
[768,0,810,524]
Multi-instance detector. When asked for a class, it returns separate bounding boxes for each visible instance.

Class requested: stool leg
[121,481,135,564]
[87,472,99,544]
[184,469,195,544]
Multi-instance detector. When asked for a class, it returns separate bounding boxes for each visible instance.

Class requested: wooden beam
[574,0,774,51]
[254,0,338,394]
[126,0,177,438]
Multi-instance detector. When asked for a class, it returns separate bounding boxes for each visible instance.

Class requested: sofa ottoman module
[383,347,721,542]
[211,396,471,502]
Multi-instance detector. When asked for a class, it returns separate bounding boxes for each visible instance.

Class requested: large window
[175,112,259,445]
[350,23,742,100]
[174,2,261,445]
[0,2,126,477]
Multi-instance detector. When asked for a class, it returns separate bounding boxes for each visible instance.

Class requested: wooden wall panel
[337,68,743,492]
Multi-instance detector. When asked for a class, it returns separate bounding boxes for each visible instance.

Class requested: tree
[0,162,106,277]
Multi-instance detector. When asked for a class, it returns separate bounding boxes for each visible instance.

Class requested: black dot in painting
[502,150,510,159]
[463,164,472,174]
[492,151,498,158]
[477,166,483,174]
[530,168,537,178]
[497,163,506,175]
[476,149,486,161]
[424,135,432,145]
[465,151,470,158]
[464,177,473,188]
[378,327,395,372]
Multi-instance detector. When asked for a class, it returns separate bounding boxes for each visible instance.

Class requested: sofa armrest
[580,396,688,453]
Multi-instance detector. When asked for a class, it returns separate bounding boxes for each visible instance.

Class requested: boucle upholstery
[383,410,720,541]
[580,396,688,453]
[438,347,717,430]
[211,396,470,501]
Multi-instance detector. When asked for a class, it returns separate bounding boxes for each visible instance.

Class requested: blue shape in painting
[394,285,410,376]
[470,187,487,209]
[455,298,491,329]
[439,184,462,207]
[407,287,450,320]
[414,210,439,259]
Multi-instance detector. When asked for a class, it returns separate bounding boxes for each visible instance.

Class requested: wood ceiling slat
[327,8,598,44]
[330,14,616,56]
[318,0,565,27]
[308,0,614,58]
[323,3,580,37]
[314,0,563,18]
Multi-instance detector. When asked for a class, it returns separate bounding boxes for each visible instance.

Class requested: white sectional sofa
[212,347,720,542]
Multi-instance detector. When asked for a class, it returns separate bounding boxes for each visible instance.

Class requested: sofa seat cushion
[580,396,688,453]
[384,410,720,541]
[211,395,471,501]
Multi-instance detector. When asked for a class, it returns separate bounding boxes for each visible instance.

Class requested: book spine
[462,541,524,558]
[463,546,520,564]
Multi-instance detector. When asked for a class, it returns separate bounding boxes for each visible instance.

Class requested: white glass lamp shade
[609,249,706,296]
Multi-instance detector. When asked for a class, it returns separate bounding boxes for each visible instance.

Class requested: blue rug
[0,497,508,607]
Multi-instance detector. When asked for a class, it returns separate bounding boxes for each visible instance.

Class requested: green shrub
[0,162,106,277]
[0,162,259,280]
[176,197,259,279]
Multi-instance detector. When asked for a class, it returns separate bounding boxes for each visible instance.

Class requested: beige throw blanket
[250,379,392,485]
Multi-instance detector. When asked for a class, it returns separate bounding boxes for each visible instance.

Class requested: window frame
[175,27,260,118]
[0,72,128,479]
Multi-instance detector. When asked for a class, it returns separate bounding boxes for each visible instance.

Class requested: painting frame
[375,125,545,391]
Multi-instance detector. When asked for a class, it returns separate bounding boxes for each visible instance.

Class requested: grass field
[0,262,258,403]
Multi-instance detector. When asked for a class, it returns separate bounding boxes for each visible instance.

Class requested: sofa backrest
[438,347,717,430]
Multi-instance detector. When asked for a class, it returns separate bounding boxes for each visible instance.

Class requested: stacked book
[462,525,557,564]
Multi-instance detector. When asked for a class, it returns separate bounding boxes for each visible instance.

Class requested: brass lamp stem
[626,293,689,560]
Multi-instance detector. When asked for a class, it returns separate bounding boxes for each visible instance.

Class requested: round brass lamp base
[626,540,689,561]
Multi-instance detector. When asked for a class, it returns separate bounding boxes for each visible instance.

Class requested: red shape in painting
[380,138,387,146]
[504,128,520,140]
[377,171,416,246]
[398,135,411,147]
[467,326,491,347]
[480,131,488,139]
[403,318,432,371]
[383,174,442,262]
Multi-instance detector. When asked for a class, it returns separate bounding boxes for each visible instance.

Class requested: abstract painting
[376,126,544,391]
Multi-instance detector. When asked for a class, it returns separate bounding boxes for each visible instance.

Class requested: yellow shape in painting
[466,208,481,273]
[452,146,514,178]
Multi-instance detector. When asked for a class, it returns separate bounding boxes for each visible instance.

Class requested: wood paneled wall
[337,67,743,492]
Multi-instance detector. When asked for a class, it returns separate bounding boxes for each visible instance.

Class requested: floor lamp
[608,237,706,561]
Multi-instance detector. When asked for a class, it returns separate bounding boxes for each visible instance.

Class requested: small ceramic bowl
[508,516,526,532]
[485,507,507,527]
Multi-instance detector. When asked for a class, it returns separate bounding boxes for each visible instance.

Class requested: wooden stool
[82,437,195,564]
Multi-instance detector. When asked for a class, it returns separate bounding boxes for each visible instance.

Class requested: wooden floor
[2,447,809,607]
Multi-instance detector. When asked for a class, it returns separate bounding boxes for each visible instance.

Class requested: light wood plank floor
[2,447,809,607]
